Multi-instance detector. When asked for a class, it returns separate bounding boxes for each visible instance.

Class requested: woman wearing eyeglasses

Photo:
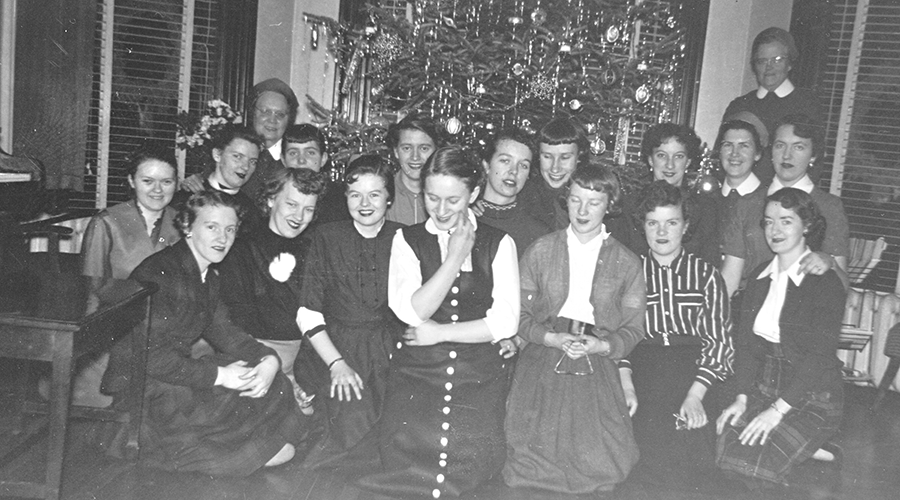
[722,27,823,184]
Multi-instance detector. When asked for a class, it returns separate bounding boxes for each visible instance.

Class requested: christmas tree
[308,0,693,192]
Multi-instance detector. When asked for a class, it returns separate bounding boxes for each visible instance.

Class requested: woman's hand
[403,320,445,346]
[716,395,748,435]
[470,199,487,217]
[679,394,708,430]
[237,355,280,398]
[800,251,834,276]
[623,388,638,416]
[447,215,476,263]
[180,173,205,193]
[737,406,783,446]
[329,359,364,401]
[215,360,253,391]
[543,332,577,353]
[498,338,518,359]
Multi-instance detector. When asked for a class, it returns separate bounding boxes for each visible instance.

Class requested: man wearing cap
[722,27,822,183]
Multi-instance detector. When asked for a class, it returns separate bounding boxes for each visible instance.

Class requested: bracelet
[770,403,788,416]
[328,357,344,370]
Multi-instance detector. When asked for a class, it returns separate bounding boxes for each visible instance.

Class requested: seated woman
[105,191,306,476]
[618,181,734,488]
[607,123,721,266]
[716,188,845,486]
[503,165,645,495]
[477,128,552,258]
[358,146,519,498]
[218,168,327,414]
[297,155,405,467]
[65,146,180,408]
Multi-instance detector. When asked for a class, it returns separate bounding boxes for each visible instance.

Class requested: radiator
[840,288,900,391]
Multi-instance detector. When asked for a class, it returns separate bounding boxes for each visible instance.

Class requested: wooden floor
[1,361,898,500]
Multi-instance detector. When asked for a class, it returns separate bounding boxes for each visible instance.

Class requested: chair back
[847,236,887,286]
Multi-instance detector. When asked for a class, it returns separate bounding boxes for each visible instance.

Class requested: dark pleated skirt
[503,342,639,494]
[628,342,721,487]
[716,342,843,484]
[357,340,512,499]
[303,319,397,469]
[137,356,308,477]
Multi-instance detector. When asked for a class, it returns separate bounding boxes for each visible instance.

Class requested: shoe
[815,441,843,469]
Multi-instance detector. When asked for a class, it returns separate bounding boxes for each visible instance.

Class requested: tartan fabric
[716,344,843,484]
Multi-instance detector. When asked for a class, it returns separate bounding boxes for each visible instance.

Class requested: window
[76,0,223,210]
[815,0,900,292]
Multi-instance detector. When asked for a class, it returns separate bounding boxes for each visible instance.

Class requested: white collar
[756,79,795,99]
[207,176,239,195]
[757,248,811,287]
[565,224,608,251]
[722,173,761,197]
[268,139,283,161]
[768,174,815,195]
[424,209,478,235]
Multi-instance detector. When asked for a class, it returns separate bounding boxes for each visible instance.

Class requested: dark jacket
[734,262,846,407]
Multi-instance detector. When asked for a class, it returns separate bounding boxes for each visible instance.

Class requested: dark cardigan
[733,262,846,407]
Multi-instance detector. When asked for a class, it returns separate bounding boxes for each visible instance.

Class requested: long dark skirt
[138,358,307,476]
[303,319,397,468]
[628,342,721,487]
[503,342,638,494]
[716,343,843,484]
[357,341,513,499]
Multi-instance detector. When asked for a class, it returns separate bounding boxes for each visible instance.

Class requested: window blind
[819,0,900,292]
[74,0,221,211]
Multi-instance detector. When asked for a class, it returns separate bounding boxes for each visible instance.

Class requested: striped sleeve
[693,260,734,386]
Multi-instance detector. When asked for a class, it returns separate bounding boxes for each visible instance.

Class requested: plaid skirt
[716,343,843,484]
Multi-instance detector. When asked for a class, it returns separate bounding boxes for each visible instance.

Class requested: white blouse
[388,211,520,342]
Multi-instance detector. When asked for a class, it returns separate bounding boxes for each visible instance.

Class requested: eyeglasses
[753,56,788,67]
[255,107,288,121]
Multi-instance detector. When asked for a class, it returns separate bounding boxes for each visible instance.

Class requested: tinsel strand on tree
[308,0,700,193]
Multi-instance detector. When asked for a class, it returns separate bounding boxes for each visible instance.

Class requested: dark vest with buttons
[401,222,505,324]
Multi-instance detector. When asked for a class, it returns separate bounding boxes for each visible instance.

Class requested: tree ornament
[508,16,524,26]
[605,25,621,43]
[636,60,650,72]
[445,117,462,135]
[371,83,385,97]
[559,43,572,53]
[697,174,720,194]
[364,25,377,36]
[666,16,677,29]
[512,63,525,76]
[568,99,583,111]
[590,136,607,155]
[475,84,487,95]
[531,8,547,26]
[310,25,319,50]
[600,66,618,86]
[662,78,675,95]
[372,33,403,69]
[528,74,555,101]
[442,16,457,28]
[635,84,651,104]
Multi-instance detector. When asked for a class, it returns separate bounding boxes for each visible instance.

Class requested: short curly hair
[634,180,695,242]
[259,168,328,216]
[568,164,621,208]
[343,154,395,205]
[764,187,826,251]
[175,190,245,237]
[640,123,702,166]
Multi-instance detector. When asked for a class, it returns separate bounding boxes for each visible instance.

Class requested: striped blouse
[620,250,734,387]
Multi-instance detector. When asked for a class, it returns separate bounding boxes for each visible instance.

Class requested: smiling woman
[100,191,309,476]
[358,146,520,498]
[218,168,327,415]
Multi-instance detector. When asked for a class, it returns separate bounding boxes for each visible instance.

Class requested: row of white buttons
[433,349,458,498]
